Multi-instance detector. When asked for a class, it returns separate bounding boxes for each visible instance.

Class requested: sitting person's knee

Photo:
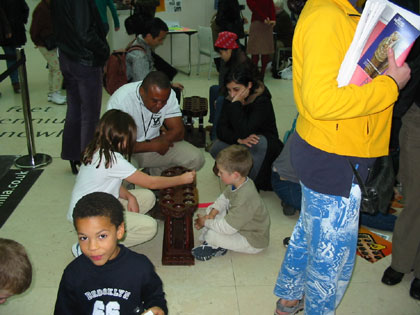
[192,150,205,170]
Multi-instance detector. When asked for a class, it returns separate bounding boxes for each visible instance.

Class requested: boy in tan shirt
[193,145,270,261]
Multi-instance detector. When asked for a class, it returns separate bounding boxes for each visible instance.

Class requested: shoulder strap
[348,161,369,196]
[127,45,145,53]
[125,38,137,50]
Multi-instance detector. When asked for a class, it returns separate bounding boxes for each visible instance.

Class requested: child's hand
[143,306,165,315]
[181,170,196,184]
[127,195,140,213]
[194,214,207,230]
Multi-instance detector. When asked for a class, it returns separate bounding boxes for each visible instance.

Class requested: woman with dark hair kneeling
[209,63,283,191]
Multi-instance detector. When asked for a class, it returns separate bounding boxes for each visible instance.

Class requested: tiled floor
[1,6,420,315]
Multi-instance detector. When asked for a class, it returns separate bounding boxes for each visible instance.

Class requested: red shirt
[246,0,275,22]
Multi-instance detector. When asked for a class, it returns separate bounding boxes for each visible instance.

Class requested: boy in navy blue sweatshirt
[54,192,167,315]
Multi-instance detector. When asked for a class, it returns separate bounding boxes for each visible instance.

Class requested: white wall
[109,0,253,68]
[154,0,216,67]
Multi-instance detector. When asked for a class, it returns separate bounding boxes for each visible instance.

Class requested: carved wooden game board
[183,96,208,148]
[160,166,198,265]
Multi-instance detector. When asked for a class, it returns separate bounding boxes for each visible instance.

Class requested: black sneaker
[283,237,291,248]
[282,201,297,216]
[191,243,227,261]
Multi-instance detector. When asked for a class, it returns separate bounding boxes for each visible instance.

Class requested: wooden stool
[159,166,198,265]
[183,96,208,148]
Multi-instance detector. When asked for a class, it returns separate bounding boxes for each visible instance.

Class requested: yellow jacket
[293,0,399,157]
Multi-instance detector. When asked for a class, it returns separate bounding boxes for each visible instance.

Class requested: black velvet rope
[0,53,26,83]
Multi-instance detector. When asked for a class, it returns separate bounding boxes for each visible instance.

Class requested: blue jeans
[274,182,361,315]
[2,46,19,84]
[59,52,103,161]
[208,85,225,140]
[271,172,302,210]
[209,136,267,181]
[209,85,219,123]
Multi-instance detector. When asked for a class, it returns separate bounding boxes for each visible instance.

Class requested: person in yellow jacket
[273,0,411,314]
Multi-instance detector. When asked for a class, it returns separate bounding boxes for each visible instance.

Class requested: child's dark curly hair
[73,192,124,228]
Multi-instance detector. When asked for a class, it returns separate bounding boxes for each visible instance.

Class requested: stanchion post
[17,48,36,158]
[14,48,52,169]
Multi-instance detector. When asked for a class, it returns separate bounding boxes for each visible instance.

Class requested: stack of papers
[337,0,420,87]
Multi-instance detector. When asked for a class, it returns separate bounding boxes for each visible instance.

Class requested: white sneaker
[71,243,83,257]
[48,91,66,105]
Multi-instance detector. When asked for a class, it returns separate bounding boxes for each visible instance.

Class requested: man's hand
[387,47,411,90]
[238,134,259,147]
[171,82,184,91]
[114,27,120,32]
[151,135,173,155]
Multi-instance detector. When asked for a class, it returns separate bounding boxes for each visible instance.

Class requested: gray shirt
[272,131,299,183]
[126,36,154,82]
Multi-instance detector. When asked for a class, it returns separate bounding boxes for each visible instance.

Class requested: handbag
[349,155,395,215]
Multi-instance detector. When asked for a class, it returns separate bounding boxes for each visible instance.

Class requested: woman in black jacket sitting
[209,31,251,140]
[209,63,283,191]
